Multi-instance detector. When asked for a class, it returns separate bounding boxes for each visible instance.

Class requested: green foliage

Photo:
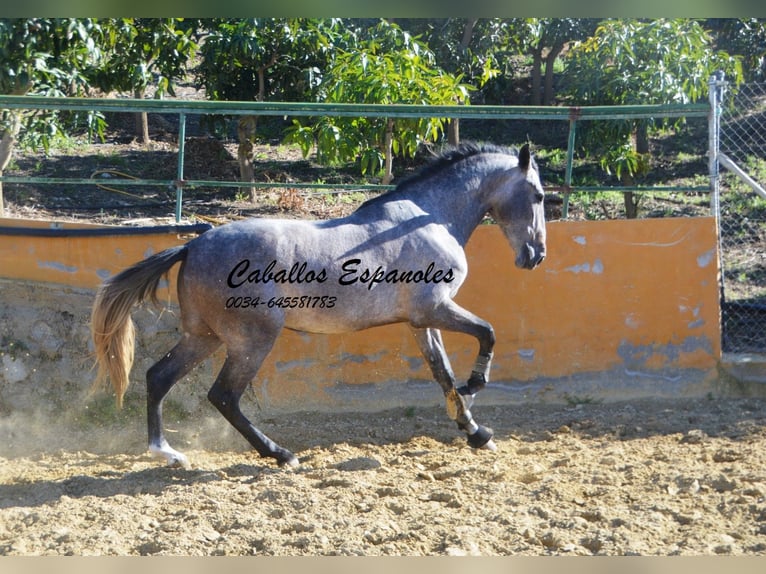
[566,19,742,107]
[0,19,108,155]
[519,18,600,105]
[705,19,766,82]
[94,18,197,97]
[0,18,104,96]
[564,18,744,215]
[285,20,473,179]
[197,18,341,103]
[599,143,650,182]
[395,19,508,89]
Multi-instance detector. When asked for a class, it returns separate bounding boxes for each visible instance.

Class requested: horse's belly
[282,304,405,335]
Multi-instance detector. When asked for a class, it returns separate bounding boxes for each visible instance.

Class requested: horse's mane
[357,142,520,210]
[400,142,519,188]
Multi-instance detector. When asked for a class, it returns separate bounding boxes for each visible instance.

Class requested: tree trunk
[382,118,394,185]
[134,87,150,145]
[236,65,273,202]
[447,19,477,146]
[623,190,640,219]
[530,48,544,105]
[0,110,23,218]
[460,18,478,48]
[635,120,650,155]
[623,121,650,219]
[237,115,258,202]
[448,119,459,146]
[542,42,564,106]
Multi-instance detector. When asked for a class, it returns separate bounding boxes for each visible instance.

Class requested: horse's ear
[519,144,531,171]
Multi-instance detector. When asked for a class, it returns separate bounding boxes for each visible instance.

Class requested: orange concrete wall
[0,218,192,291]
[259,217,721,406]
[0,216,722,408]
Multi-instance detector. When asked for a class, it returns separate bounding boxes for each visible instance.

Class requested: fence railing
[0,94,711,222]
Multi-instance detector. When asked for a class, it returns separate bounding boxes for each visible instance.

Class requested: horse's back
[176,214,467,337]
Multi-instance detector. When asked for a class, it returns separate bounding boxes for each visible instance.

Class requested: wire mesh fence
[718,81,766,353]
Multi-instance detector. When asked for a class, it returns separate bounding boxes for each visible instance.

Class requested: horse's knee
[207,385,239,416]
[483,324,496,351]
[207,385,225,407]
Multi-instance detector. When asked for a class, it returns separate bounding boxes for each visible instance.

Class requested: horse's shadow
[0,464,217,510]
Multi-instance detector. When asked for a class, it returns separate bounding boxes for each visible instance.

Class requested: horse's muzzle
[516,243,546,270]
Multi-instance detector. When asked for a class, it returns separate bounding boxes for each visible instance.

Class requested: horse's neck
[349,156,503,245]
[410,171,494,246]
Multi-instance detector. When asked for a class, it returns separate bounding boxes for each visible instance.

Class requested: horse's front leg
[415,297,496,406]
[409,325,496,451]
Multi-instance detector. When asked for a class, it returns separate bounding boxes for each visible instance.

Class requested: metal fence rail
[0,95,710,222]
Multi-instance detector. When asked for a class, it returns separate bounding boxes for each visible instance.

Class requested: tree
[392,18,506,141]
[564,18,743,217]
[285,20,473,184]
[705,18,766,82]
[0,18,106,217]
[197,18,340,200]
[95,18,197,144]
[520,19,599,105]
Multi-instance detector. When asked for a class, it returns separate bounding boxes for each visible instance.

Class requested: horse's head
[488,144,547,270]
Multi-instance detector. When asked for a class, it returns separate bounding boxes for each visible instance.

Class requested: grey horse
[91,142,547,469]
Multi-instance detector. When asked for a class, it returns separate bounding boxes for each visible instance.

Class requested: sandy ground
[2,396,766,556]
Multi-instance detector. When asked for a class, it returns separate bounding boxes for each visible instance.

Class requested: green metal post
[563,118,577,219]
[175,112,187,223]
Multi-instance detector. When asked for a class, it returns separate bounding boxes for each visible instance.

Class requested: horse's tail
[90,245,189,408]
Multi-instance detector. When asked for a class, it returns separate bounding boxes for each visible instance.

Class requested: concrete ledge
[720,353,766,385]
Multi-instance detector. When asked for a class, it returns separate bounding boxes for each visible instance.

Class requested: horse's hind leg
[409,326,496,451]
[207,343,298,468]
[146,331,221,468]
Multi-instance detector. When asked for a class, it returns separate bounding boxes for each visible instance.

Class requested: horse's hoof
[466,424,494,449]
[168,454,191,469]
[278,455,300,469]
[149,444,191,469]
[481,439,498,452]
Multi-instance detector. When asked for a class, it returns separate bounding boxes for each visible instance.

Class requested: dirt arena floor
[2,396,766,556]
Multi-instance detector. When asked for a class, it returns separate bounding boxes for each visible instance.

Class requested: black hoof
[278,456,299,469]
[276,451,299,468]
[466,424,494,449]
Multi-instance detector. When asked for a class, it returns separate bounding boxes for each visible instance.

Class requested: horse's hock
[0,214,737,419]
